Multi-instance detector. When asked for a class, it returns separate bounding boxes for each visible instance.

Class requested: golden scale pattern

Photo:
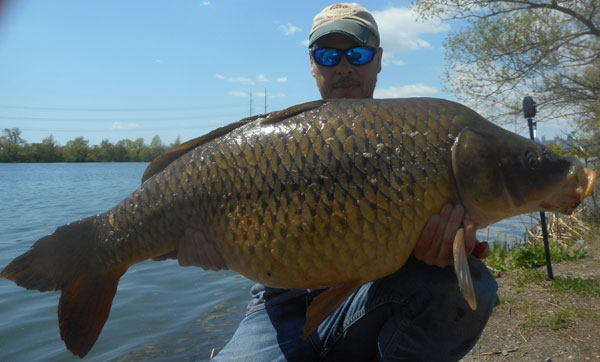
[101,98,471,287]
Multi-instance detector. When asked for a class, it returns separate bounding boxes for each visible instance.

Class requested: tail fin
[1,216,127,358]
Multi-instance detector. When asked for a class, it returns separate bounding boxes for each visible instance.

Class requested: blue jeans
[213,256,499,362]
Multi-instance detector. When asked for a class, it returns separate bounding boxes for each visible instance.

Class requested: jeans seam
[323,294,412,357]
[305,292,327,360]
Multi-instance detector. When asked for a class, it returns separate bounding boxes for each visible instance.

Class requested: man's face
[310,33,383,99]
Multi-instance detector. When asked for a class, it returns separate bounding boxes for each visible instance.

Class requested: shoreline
[463,222,600,361]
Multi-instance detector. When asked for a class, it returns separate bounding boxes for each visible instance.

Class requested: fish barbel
[2,98,596,357]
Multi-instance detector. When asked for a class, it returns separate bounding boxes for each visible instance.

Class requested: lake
[0,163,528,361]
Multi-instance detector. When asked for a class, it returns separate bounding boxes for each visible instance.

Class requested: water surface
[0,163,526,361]
[0,163,252,361]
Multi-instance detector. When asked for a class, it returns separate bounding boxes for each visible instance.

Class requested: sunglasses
[311,46,378,67]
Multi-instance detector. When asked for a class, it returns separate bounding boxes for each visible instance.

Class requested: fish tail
[1,216,127,358]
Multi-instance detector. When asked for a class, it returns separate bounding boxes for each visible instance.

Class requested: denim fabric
[212,256,499,362]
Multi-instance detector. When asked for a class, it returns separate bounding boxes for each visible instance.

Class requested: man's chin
[331,87,361,99]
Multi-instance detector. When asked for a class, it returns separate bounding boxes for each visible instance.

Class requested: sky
[0,0,568,146]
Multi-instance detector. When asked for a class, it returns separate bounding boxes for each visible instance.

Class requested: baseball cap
[308,3,380,48]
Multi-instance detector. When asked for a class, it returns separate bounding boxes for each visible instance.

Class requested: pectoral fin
[453,228,477,310]
[302,281,360,339]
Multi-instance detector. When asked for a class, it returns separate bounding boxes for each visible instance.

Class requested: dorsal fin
[141,100,326,183]
[261,99,326,124]
[141,116,258,183]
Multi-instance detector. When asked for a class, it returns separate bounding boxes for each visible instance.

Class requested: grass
[551,276,600,297]
[507,269,600,334]
[512,269,600,297]
[485,238,587,272]
[484,217,600,334]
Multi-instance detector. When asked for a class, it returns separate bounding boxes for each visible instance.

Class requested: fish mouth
[584,168,597,198]
[542,167,596,215]
[541,196,581,215]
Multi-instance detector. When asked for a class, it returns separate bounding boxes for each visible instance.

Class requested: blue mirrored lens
[346,47,375,65]
[312,47,376,67]
[314,48,341,66]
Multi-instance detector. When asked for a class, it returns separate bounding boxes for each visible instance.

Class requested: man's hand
[413,204,490,267]
[177,228,228,270]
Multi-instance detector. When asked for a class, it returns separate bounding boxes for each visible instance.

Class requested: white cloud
[276,77,288,83]
[372,7,450,66]
[279,23,302,36]
[256,73,269,83]
[112,122,141,130]
[229,76,254,85]
[202,1,211,6]
[381,53,405,67]
[374,84,438,98]
[216,73,272,86]
[228,91,249,97]
[256,91,286,98]
[299,39,309,47]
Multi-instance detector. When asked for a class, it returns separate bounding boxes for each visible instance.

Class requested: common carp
[2,98,596,358]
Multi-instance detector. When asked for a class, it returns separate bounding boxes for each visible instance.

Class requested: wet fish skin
[1,98,595,357]
[146,98,465,288]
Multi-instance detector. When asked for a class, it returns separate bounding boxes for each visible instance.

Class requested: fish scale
[3,97,596,358]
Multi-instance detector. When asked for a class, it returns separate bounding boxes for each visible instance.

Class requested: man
[180,3,499,361]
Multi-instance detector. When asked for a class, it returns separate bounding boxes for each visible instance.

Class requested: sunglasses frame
[310,46,378,67]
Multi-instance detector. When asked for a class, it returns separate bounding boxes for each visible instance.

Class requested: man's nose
[336,56,354,75]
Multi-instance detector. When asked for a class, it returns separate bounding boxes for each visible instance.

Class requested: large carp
[2,98,597,357]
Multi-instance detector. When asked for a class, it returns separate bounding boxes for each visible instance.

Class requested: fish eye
[543,148,556,161]
[526,152,539,168]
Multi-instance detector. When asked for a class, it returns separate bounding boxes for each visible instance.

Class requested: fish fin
[141,100,326,183]
[152,250,178,261]
[58,266,126,357]
[2,217,99,291]
[1,216,127,357]
[453,228,477,310]
[141,114,262,183]
[261,100,326,125]
[302,281,360,339]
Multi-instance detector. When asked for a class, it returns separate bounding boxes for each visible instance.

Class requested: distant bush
[0,128,178,163]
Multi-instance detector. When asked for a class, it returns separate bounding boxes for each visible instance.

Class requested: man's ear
[376,47,383,73]
[310,54,317,78]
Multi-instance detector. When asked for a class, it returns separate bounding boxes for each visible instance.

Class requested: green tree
[113,140,131,162]
[87,139,116,162]
[1,128,26,145]
[412,0,600,126]
[170,136,181,148]
[144,135,166,161]
[37,135,61,162]
[0,128,27,162]
[123,138,145,161]
[63,137,90,162]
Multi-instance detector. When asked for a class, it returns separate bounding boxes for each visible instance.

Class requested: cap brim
[308,20,372,47]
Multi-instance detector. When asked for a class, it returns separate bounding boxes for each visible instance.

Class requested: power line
[15,125,223,133]
[0,103,249,112]
[0,113,248,122]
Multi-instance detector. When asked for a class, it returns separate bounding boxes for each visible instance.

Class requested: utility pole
[523,96,554,280]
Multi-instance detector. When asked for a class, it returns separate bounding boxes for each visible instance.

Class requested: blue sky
[0,0,564,146]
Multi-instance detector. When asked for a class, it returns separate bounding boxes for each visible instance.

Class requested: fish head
[451,127,597,228]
